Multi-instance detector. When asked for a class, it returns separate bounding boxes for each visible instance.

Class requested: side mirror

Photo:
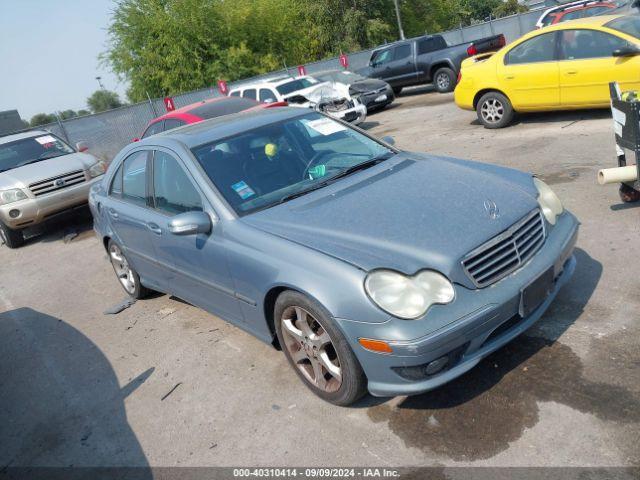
[76,141,89,152]
[381,135,395,146]
[132,137,140,143]
[613,46,640,57]
[168,211,212,236]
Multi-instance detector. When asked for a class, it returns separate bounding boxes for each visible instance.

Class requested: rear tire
[476,91,514,129]
[275,290,367,406]
[107,239,150,299]
[0,221,24,249]
[392,86,403,96]
[434,67,456,93]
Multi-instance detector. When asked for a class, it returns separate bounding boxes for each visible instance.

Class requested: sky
[0,0,128,121]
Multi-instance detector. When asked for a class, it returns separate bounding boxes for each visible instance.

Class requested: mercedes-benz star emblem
[483,199,500,219]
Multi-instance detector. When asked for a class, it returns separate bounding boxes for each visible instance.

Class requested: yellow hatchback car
[454,15,640,128]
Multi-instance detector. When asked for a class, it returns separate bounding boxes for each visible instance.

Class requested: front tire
[275,290,367,406]
[476,91,514,129]
[107,240,150,299]
[434,67,456,93]
[0,221,24,249]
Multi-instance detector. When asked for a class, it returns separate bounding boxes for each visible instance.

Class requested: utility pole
[393,0,405,40]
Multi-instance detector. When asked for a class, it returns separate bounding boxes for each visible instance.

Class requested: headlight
[0,188,28,206]
[533,177,563,225]
[364,269,455,319]
[88,161,106,178]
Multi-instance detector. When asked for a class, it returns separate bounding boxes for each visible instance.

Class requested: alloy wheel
[109,244,136,294]
[481,98,504,124]
[436,72,450,90]
[280,305,342,393]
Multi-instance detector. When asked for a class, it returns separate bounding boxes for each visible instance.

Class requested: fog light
[9,209,20,218]
[425,356,449,375]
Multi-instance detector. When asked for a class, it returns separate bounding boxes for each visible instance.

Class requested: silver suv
[0,130,106,248]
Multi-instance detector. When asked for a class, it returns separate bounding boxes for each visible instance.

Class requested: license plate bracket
[520,267,554,317]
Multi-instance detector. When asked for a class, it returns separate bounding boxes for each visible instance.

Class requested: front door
[497,31,560,109]
[105,150,165,288]
[147,149,244,323]
[558,28,640,107]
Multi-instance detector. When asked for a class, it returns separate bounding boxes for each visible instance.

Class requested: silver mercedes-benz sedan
[90,107,578,405]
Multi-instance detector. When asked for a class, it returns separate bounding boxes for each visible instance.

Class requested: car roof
[141,106,308,149]
[0,130,50,145]
[150,96,261,124]
[230,75,315,90]
[543,13,624,29]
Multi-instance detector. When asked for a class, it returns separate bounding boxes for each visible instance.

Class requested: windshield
[276,78,317,95]
[606,16,640,39]
[0,134,74,173]
[191,112,394,215]
[318,71,365,84]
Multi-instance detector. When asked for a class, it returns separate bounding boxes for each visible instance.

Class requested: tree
[77,109,91,117]
[87,89,123,113]
[30,113,56,127]
[59,109,78,120]
[493,0,528,18]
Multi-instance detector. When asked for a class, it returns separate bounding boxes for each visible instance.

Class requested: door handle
[566,70,578,75]
[505,75,515,80]
[107,208,119,219]
[146,222,162,235]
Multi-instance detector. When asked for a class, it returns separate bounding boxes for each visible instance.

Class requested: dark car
[358,33,506,95]
[312,70,394,112]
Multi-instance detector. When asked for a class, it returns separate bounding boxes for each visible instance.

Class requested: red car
[536,0,617,28]
[136,96,286,141]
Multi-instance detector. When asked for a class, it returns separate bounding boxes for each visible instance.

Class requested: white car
[229,76,367,125]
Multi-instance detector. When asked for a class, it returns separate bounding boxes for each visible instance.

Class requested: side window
[163,118,185,131]
[506,32,557,65]
[109,163,123,196]
[122,151,148,207]
[229,91,241,97]
[417,38,437,55]
[372,48,392,66]
[560,9,585,22]
[152,151,203,215]
[560,29,630,60]
[243,89,257,100]
[142,121,164,139]
[259,88,277,103]
[393,44,412,61]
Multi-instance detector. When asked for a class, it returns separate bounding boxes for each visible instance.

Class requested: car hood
[0,152,97,190]
[349,78,390,93]
[242,153,539,287]
[283,83,345,103]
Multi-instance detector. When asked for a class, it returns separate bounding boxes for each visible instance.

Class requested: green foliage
[59,110,78,120]
[492,0,528,18]
[30,113,56,127]
[87,90,123,113]
[103,0,528,102]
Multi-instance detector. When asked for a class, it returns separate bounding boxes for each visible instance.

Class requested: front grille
[462,210,546,288]
[29,170,86,197]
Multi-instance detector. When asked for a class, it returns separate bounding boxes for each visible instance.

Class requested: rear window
[189,97,260,119]
[606,16,640,39]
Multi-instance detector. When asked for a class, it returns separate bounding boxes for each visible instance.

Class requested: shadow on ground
[0,307,151,472]
[21,206,94,246]
[368,249,639,461]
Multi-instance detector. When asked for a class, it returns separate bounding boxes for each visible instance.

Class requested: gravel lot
[1,89,638,469]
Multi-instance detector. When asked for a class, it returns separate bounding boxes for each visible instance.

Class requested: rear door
[558,28,640,107]
[104,150,165,289]
[386,43,418,86]
[147,148,244,323]
[497,31,560,109]
[415,37,443,81]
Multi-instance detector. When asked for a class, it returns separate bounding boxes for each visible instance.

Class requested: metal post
[393,0,405,40]
[489,14,495,35]
[146,91,158,117]
[55,112,70,144]
[459,23,465,43]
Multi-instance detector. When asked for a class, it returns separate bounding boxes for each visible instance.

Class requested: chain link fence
[17,7,546,163]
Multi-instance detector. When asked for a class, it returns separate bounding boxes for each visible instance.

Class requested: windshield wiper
[276,152,395,206]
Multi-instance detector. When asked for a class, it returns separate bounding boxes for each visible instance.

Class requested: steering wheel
[302,150,330,180]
